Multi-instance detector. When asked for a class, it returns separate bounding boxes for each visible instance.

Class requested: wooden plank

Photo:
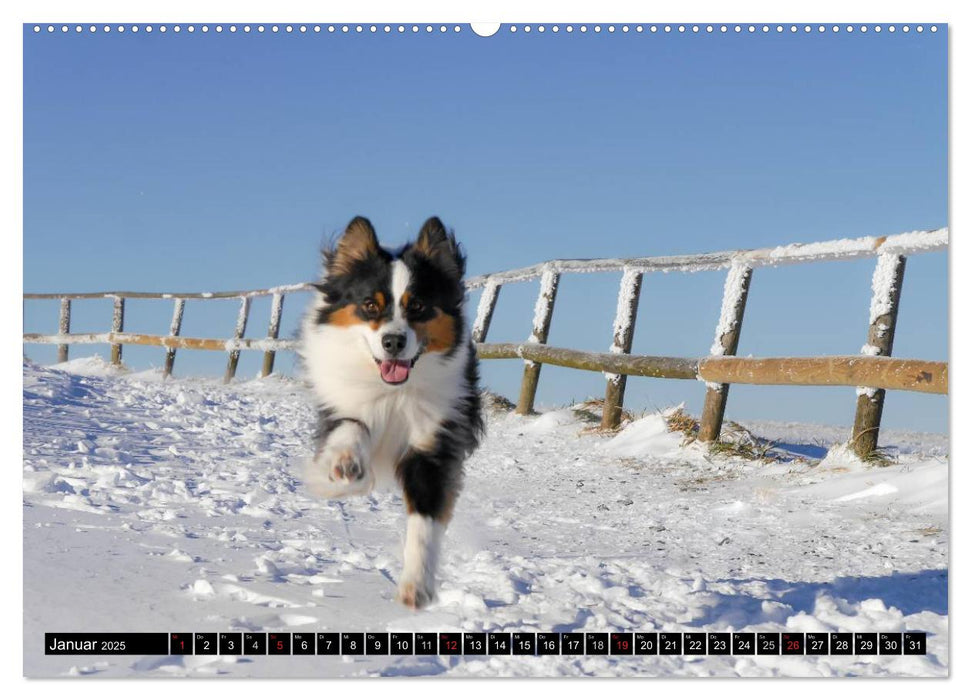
[110,297,125,366]
[162,298,186,378]
[224,297,251,383]
[516,269,560,415]
[23,326,948,396]
[23,331,298,352]
[261,293,285,377]
[601,269,643,430]
[698,355,945,395]
[471,281,501,343]
[57,298,71,363]
[478,343,946,394]
[698,264,753,442]
[851,254,906,457]
[478,343,700,379]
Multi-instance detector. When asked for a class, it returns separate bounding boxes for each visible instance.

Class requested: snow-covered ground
[22,358,948,678]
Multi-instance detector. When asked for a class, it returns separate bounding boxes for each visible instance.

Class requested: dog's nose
[381,333,407,357]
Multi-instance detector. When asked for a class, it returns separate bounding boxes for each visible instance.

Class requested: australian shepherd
[299,216,483,609]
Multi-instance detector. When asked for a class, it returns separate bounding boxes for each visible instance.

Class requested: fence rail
[23,227,948,458]
[462,228,947,288]
[476,344,946,394]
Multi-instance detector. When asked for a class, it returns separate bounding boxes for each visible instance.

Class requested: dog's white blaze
[399,514,444,602]
[355,258,418,360]
[390,259,411,321]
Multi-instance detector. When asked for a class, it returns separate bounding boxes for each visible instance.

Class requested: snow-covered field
[22,358,948,678]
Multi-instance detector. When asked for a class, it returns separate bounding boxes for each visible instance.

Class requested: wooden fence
[24,285,303,384]
[23,228,948,458]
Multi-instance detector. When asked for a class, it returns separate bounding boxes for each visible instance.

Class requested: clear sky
[23,24,948,433]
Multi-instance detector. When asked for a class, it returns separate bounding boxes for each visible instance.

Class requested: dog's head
[311,215,467,386]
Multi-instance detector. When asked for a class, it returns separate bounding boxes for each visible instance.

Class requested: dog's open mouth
[375,358,415,385]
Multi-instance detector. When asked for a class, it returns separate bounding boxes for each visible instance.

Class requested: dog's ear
[324,216,380,275]
[414,216,466,279]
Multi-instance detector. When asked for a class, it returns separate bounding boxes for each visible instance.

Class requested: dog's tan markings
[366,292,387,331]
[400,290,411,310]
[329,216,380,275]
[327,304,364,327]
[413,309,457,353]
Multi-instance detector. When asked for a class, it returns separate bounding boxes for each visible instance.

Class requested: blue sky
[23,25,948,432]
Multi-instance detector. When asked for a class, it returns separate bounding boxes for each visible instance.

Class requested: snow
[604,268,641,383]
[801,444,947,518]
[710,262,751,356]
[168,298,186,336]
[603,410,685,459]
[471,281,500,341]
[527,268,558,344]
[868,253,902,326]
[49,355,129,378]
[880,228,949,256]
[609,268,640,350]
[22,361,948,678]
[267,293,284,333]
[854,254,902,398]
[232,297,251,338]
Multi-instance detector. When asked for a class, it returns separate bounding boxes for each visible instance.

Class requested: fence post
[516,268,560,415]
[851,254,906,458]
[57,298,71,363]
[163,298,185,378]
[261,293,285,377]
[699,263,753,443]
[110,296,125,366]
[471,281,501,343]
[224,297,251,383]
[601,268,643,430]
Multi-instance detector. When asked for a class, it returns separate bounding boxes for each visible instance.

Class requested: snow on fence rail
[23,228,948,457]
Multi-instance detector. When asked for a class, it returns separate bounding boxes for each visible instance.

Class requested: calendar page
[22,12,949,680]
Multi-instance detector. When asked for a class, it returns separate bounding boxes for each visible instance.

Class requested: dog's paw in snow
[305,422,373,498]
[397,579,435,609]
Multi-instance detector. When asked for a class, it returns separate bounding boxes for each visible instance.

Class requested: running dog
[300,216,483,609]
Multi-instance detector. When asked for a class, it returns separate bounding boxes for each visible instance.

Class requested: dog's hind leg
[305,414,374,499]
[395,449,461,609]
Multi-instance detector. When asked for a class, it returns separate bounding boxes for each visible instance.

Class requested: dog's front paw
[397,579,435,610]
[305,443,372,499]
[328,449,366,483]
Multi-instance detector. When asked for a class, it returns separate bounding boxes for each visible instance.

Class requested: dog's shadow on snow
[687,569,947,628]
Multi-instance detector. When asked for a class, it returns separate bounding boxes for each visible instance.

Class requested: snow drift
[22,360,948,677]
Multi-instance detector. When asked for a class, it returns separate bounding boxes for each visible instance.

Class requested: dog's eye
[361,299,379,316]
[407,298,425,314]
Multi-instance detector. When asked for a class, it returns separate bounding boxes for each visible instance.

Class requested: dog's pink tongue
[380,359,410,383]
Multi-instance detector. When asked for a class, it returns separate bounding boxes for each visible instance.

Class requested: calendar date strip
[45,631,927,656]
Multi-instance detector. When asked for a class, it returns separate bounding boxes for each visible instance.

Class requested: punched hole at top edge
[470,23,501,37]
